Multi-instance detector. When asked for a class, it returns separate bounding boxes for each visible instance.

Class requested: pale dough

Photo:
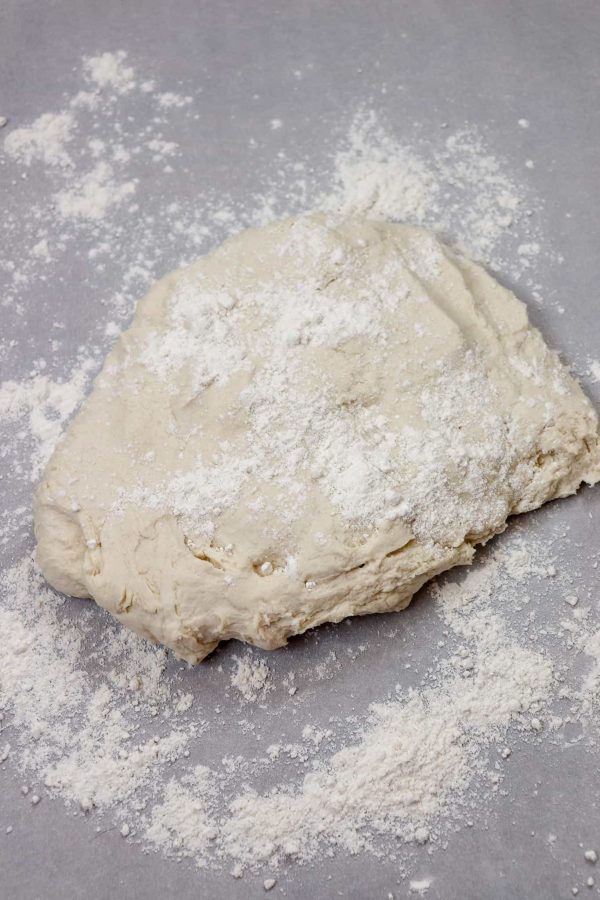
[34,215,600,662]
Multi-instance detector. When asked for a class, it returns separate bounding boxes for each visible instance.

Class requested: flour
[0,556,192,812]
[219,646,551,865]
[410,879,432,895]
[145,767,217,862]
[210,547,557,869]
[119,530,589,873]
[1,47,599,887]
[230,656,272,703]
[123,216,572,551]
[0,356,96,480]
[54,162,137,220]
[83,51,136,95]
[323,110,438,223]
[578,630,600,715]
[4,111,76,167]
[321,110,541,270]
[3,516,583,876]
[155,92,193,109]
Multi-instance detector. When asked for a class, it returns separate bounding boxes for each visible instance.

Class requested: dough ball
[34,214,600,662]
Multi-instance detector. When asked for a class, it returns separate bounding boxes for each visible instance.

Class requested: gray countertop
[1,2,600,898]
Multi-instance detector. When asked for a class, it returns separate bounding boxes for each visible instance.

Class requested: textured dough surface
[34,215,600,662]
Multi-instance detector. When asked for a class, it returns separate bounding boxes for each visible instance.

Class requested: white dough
[34,215,600,662]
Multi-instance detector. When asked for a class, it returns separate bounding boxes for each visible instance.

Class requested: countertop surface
[1,2,600,898]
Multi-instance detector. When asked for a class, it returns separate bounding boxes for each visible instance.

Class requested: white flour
[4,111,76,167]
[230,657,272,703]
[321,111,532,267]
[55,162,137,220]
[0,356,96,480]
[83,51,136,95]
[3,528,596,874]
[131,225,527,539]
[1,49,599,887]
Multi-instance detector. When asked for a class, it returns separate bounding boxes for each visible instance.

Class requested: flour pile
[2,531,600,872]
[1,50,599,888]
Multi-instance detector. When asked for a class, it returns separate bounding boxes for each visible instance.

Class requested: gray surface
[1,2,600,898]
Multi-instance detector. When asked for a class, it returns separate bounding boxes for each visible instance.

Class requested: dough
[34,214,600,662]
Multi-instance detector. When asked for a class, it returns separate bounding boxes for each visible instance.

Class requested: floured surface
[34,215,599,661]
[2,14,600,900]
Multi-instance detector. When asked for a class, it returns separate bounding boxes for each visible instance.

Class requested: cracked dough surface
[34,214,600,662]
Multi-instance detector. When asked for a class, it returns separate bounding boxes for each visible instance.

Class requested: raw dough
[34,214,600,662]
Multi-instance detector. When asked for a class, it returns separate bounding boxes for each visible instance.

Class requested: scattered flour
[410,879,432,896]
[580,631,600,713]
[218,649,552,865]
[230,656,272,703]
[0,356,97,479]
[83,51,136,95]
[4,111,76,168]
[323,111,438,223]
[155,92,193,109]
[320,110,539,269]
[0,557,190,812]
[144,766,218,863]
[54,161,137,220]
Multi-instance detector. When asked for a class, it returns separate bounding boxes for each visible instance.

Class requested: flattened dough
[34,215,600,662]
